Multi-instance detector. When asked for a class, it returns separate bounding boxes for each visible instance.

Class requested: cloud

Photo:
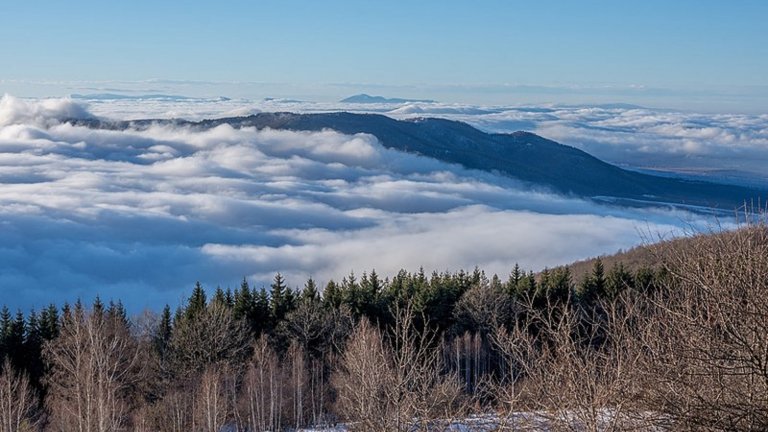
[0,95,93,128]
[0,97,728,312]
[371,103,768,186]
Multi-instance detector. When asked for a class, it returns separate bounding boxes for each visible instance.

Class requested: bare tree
[168,301,249,376]
[152,387,193,432]
[195,364,231,432]
[239,335,284,432]
[641,225,768,431]
[44,306,140,432]
[492,294,652,432]
[332,317,393,431]
[0,360,39,432]
[333,305,464,432]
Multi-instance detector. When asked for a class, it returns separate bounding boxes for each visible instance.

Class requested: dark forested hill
[73,112,766,210]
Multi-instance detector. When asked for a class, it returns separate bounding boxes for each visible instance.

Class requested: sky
[1,1,767,111]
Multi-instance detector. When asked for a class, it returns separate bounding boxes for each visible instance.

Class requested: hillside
[72,112,766,211]
[555,221,767,281]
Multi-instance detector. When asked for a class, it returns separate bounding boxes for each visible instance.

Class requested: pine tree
[225,287,234,307]
[0,305,13,361]
[254,287,270,334]
[107,300,129,329]
[270,273,288,322]
[155,305,173,357]
[550,266,573,304]
[233,278,255,322]
[60,302,72,326]
[73,298,85,322]
[284,287,297,315]
[6,310,26,369]
[471,266,483,287]
[507,263,523,296]
[490,274,503,292]
[323,280,342,309]
[606,263,633,299]
[364,269,384,319]
[187,281,207,320]
[634,266,656,293]
[516,271,538,299]
[212,286,228,307]
[40,303,60,341]
[302,277,320,303]
[592,258,606,295]
[92,295,105,319]
[173,306,184,325]
[25,310,41,353]
[577,258,607,307]
[24,309,44,386]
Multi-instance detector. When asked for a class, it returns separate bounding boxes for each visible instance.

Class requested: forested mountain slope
[72,112,766,210]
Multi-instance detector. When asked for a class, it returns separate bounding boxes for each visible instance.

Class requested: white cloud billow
[0,96,732,311]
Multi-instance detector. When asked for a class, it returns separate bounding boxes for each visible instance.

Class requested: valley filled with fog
[0,94,758,310]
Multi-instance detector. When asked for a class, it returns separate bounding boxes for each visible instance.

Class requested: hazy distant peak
[340,93,436,104]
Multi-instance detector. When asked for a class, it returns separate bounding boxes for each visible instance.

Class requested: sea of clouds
[0,95,751,311]
[81,95,768,184]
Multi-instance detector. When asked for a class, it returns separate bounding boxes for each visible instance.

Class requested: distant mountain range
[340,94,436,104]
[71,112,766,212]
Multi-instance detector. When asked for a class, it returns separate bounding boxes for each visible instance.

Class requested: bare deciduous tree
[240,335,284,432]
[0,360,39,432]
[492,294,652,432]
[195,364,231,432]
[44,307,140,432]
[641,225,768,431]
[333,305,464,432]
[168,301,249,376]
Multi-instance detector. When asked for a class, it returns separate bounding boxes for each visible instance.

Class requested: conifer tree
[548,266,573,304]
[0,306,10,361]
[323,280,342,309]
[606,263,633,299]
[155,305,173,354]
[284,286,297,313]
[24,309,44,386]
[225,287,234,307]
[507,263,523,296]
[270,273,288,322]
[40,304,59,341]
[92,295,105,319]
[577,258,607,307]
[233,278,255,322]
[212,286,228,307]
[516,271,538,299]
[254,287,271,334]
[60,302,72,326]
[302,277,320,303]
[490,274,503,292]
[6,310,25,368]
[107,300,129,329]
[187,281,207,320]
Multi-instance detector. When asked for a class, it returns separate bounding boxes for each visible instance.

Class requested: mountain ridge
[340,93,436,104]
[69,111,766,211]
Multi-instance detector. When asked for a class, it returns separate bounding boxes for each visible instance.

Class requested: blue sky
[1,0,767,110]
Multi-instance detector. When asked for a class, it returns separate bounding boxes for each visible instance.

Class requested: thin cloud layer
[0,96,719,311]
